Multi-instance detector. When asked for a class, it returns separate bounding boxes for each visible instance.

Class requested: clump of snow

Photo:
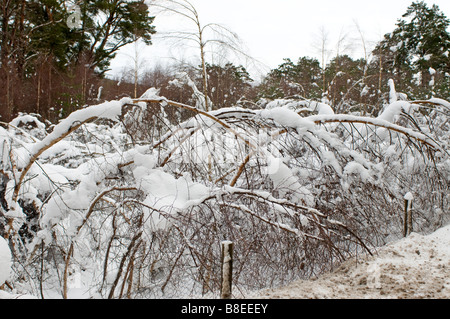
[377,101,412,123]
[9,113,47,140]
[172,72,212,111]
[342,161,371,184]
[258,107,315,131]
[0,237,12,285]
[428,98,450,108]
[305,101,335,115]
[388,79,397,103]
[265,156,314,206]
[263,99,335,116]
[404,192,414,201]
[136,168,210,230]
[28,97,133,157]
[360,86,370,97]
[96,86,103,101]
[264,99,303,112]
[10,114,46,131]
[254,224,450,299]
[140,87,161,99]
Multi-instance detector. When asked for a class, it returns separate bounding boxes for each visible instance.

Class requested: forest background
[1,0,449,122]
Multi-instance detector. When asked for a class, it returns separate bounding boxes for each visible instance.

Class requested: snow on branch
[307,113,440,150]
[6,98,137,238]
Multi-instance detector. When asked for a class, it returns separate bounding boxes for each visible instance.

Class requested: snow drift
[255,224,450,299]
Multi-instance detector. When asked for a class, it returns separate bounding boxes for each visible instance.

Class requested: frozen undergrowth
[0,87,448,299]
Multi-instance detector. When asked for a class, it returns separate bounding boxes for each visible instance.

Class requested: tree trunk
[200,43,209,112]
[48,59,52,117]
[37,72,41,114]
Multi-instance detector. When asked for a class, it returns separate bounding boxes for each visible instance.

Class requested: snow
[424,54,432,61]
[10,114,46,131]
[258,107,315,131]
[388,79,397,103]
[264,99,335,115]
[140,87,161,99]
[253,223,450,299]
[96,86,103,101]
[377,101,412,123]
[428,98,450,108]
[171,72,212,111]
[305,101,335,115]
[307,113,439,149]
[360,86,369,97]
[343,161,371,182]
[0,236,11,285]
[404,192,414,201]
[28,97,133,158]
[136,168,210,229]
[265,155,315,206]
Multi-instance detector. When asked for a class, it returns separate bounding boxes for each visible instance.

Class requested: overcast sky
[108,0,450,80]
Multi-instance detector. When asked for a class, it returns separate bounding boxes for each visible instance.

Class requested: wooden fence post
[403,192,414,237]
[220,241,233,299]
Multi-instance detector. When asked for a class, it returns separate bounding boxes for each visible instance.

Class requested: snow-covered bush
[0,86,448,298]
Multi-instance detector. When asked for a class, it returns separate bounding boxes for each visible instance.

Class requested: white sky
[108,0,450,80]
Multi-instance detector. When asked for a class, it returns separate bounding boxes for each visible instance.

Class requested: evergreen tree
[324,55,366,112]
[373,1,450,100]
[0,0,28,120]
[259,57,322,100]
[204,62,253,109]
[26,1,76,70]
[75,0,156,73]
[0,0,156,121]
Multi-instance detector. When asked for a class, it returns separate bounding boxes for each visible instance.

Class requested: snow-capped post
[220,240,233,299]
[403,192,414,237]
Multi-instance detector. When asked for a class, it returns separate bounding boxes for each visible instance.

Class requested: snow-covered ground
[253,224,450,299]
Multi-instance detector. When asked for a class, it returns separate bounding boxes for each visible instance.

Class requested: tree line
[258,1,450,115]
[1,1,449,122]
[0,0,155,122]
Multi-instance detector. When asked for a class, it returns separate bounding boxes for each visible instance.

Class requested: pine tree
[373,1,450,100]
[324,55,366,113]
[259,57,322,100]
[0,0,28,120]
[204,62,253,109]
[75,0,156,74]
[0,0,156,121]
